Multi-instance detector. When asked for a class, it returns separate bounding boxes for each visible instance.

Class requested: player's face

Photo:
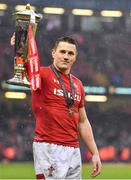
[52,41,77,73]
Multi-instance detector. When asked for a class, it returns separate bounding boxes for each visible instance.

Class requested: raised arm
[78,107,102,177]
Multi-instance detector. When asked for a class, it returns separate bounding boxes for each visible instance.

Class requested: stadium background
[1,0,131,179]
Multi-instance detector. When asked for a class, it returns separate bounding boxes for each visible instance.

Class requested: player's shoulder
[40,65,52,73]
[71,74,82,85]
[71,74,85,95]
[71,74,84,89]
[40,65,52,78]
[40,65,50,71]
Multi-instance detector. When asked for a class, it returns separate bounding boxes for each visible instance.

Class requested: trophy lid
[14,4,42,22]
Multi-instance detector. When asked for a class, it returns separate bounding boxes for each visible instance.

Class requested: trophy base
[6,77,30,87]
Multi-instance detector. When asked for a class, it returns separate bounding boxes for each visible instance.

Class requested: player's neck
[53,64,70,75]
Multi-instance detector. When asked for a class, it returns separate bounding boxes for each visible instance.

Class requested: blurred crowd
[1,10,131,162]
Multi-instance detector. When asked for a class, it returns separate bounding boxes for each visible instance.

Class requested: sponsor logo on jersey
[53,78,59,84]
[53,88,81,102]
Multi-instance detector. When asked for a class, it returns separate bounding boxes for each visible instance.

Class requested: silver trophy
[7,4,42,87]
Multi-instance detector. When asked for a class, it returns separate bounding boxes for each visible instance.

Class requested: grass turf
[0,162,131,179]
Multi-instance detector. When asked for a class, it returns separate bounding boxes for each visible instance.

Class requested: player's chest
[42,75,81,102]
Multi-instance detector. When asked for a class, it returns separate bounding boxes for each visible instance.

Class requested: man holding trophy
[9,4,102,180]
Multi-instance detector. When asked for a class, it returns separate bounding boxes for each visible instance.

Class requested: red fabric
[36,174,45,180]
[28,24,41,91]
[32,66,85,147]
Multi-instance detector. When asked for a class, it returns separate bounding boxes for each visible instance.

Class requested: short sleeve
[79,81,85,108]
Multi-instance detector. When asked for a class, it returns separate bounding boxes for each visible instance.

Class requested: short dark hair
[53,36,78,49]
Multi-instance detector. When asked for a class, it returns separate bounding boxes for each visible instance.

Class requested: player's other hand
[91,154,102,178]
[10,32,15,46]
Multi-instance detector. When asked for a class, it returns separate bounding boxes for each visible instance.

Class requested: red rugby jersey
[32,66,85,147]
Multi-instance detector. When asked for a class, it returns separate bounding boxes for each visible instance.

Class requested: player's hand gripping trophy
[7,4,42,87]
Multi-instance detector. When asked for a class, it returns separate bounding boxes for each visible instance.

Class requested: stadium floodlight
[100,10,122,17]
[4,91,27,99]
[15,5,35,11]
[85,95,107,102]
[43,7,64,14]
[72,9,93,16]
[0,3,7,10]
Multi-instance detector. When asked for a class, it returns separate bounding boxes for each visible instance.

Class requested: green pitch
[0,162,131,179]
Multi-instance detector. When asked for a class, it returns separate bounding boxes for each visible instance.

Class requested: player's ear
[52,49,55,59]
[51,49,55,56]
[73,51,77,63]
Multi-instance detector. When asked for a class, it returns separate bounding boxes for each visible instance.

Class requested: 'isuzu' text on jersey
[53,88,81,102]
